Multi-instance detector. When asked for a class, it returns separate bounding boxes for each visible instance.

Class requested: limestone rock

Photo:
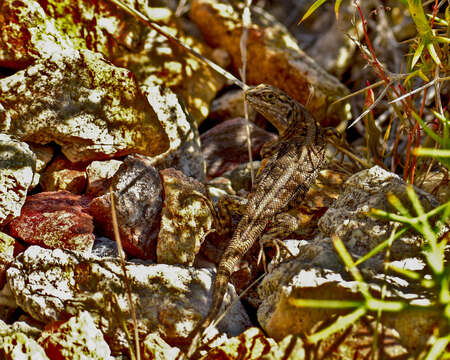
[0,282,17,316]
[7,246,251,353]
[261,335,306,360]
[261,322,406,360]
[142,85,206,181]
[28,144,54,173]
[0,48,169,162]
[257,249,439,355]
[118,30,225,126]
[199,327,277,360]
[39,156,87,194]
[157,168,214,266]
[0,232,15,258]
[301,167,350,209]
[85,160,123,197]
[0,319,49,360]
[0,232,16,289]
[142,333,181,360]
[89,155,163,259]
[318,166,440,265]
[0,0,175,67]
[190,0,350,127]
[2,318,43,341]
[0,134,36,226]
[28,143,54,188]
[306,3,363,78]
[0,0,225,124]
[8,191,94,252]
[0,0,74,69]
[257,256,361,341]
[385,307,443,355]
[201,118,277,179]
[39,311,112,360]
[314,319,408,359]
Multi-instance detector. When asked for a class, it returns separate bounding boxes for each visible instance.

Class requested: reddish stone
[8,191,94,252]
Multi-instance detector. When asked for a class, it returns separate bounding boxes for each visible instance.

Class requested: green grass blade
[289,299,363,309]
[332,235,363,282]
[355,227,408,266]
[413,149,450,157]
[366,298,406,312]
[424,335,450,360]
[409,0,435,39]
[435,36,450,44]
[388,265,421,280]
[370,208,415,225]
[408,0,442,65]
[414,148,450,170]
[412,111,443,145]
[427,42,441,65]
[387,192,412,217]
[299,0,328,23]
[307,307,367,344]
[334,0,344,18]
[406,185,425,217]
[411,39,425,68]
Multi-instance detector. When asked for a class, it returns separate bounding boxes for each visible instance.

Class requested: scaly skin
[187,84,328,357]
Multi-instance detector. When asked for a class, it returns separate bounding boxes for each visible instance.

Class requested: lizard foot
[257,237,296,272]
[257,212,298,272]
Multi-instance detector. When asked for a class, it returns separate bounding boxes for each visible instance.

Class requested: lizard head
[244,84,299,133]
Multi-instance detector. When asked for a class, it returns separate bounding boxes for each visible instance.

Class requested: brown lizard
[187,84,331,357]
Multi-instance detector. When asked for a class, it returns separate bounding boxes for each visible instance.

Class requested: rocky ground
[0,0,448,359]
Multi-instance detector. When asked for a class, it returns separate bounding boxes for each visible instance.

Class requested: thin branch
[240,0,255,186]
[434,68,444,116]
[389,75,449,104]
[110,188,141,360]
[330,80,386,107]
[390,79,436,104]
[347,81,393,129]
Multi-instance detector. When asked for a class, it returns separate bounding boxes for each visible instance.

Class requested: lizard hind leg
[257,212,298,272]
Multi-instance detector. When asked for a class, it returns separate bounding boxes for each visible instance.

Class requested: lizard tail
[186,269,230,358]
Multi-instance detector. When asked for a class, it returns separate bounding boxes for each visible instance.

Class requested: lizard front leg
[216,194,247,235]
[188,191,247,237]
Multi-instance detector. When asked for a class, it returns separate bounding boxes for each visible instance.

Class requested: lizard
[187,84,332,357]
